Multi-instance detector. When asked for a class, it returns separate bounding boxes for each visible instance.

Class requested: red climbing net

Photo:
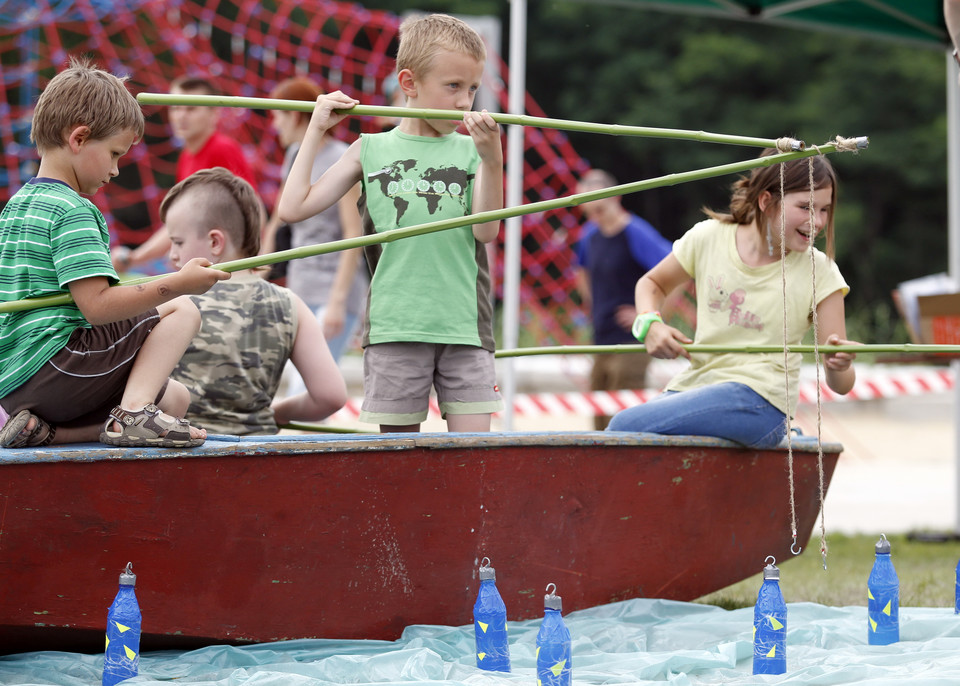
[0,0,592,344]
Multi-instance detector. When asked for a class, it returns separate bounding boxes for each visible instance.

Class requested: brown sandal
[99,404,204,448]
[0,410,57,448]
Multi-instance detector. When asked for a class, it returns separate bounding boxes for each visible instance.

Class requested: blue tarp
[4,599,960,685]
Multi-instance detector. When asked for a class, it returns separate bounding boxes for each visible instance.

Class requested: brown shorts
[0,309,165,428]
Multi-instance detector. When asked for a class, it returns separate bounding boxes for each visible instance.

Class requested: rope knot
[775,137,803,153]
[831,135,869,153]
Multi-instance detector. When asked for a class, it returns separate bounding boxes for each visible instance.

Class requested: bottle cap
[875,533,891,554]
[119,561,136,587]
[478,556,496,581]
[762,556,780,580]
[544,582,562,611]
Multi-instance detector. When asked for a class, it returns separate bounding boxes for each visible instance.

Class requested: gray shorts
[359,342,503,425]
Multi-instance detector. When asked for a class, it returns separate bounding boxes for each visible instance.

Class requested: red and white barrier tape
[330,366,955,420]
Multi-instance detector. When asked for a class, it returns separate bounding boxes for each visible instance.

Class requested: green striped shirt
[0,178,118,397]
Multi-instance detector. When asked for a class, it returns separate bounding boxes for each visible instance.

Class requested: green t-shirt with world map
[358,128,495,351]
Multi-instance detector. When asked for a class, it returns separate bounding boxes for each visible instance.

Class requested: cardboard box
[917,293,960,344]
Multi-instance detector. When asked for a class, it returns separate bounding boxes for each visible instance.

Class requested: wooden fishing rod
[0,142,865,314]
[495,343,960,357]
[137,92,813,150]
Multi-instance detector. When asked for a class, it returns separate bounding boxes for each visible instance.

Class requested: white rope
[807,152,829,570]
[778,163,801,556]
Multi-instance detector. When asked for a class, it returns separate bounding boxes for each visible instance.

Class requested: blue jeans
[606,382,787,449]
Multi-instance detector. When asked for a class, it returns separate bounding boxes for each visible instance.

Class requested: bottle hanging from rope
[102,562,141,686]
[536,583,571,686]
[867,533,899,645]
[472,556,510,672]
[753,556,787,675]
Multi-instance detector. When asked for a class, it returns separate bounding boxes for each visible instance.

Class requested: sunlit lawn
[697,533,960,610]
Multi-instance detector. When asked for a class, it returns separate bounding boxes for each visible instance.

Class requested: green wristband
[631,311,663,344]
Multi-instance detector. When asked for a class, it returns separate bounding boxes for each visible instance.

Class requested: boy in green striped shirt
[0,58,229,449]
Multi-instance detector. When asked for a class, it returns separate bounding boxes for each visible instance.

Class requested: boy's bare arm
[463,110,503,243]
[68,257,230,325]
[277,91,361,224]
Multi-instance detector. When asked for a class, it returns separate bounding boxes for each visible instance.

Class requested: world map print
[367,159,474,225]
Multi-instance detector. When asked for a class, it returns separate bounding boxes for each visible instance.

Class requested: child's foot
[0,410,57,448]
[100,404,206,448]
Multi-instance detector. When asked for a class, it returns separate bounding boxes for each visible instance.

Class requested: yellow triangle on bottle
[477,652,486,661]
[124,645,137,660]
[766,646,776,658]
[477,621,489,633]
[536,646,540,658]
[870,617,878,632]
[105,636,110,650]
[883,600,892,616]
[769,616,784,631]
[114,621,131,633]
[868,589,875,600]
[550,660,567,677]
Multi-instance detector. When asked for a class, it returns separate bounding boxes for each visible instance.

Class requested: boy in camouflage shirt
[163,168,347,434]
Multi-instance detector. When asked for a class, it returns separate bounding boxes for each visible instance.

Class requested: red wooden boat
[0,431,840,655]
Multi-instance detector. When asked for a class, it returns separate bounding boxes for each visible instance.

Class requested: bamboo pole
[137,92,806,150]
[0,144,861,314]
[495,343,960,357]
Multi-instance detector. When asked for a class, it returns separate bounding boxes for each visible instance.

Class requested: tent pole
[501,0,527,430]
[948,50,960,534]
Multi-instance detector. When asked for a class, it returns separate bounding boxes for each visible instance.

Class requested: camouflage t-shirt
[173,271,298,435]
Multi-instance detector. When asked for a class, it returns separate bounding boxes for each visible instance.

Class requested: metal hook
[124,561,134,575]
[790,531,802,555]
[765,555,776,566]
[480,556,491,568]
[545,582,557,595]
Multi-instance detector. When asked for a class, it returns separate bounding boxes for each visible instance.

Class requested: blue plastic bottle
[536,583,571,686]
[955,557,960,614]
[867,533,899,645]
[103,562,141,686]
[753,556,787,675]
[473,557,510,672]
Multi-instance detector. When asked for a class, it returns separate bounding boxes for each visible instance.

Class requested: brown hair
[30,57,144,153]
[704,149,839,259]
[269,76,324,128]
[396,13,486,80]
[159,167,262,258]
[170,75,219,96]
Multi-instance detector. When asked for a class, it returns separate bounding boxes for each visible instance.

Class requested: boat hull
[0,431,840,654]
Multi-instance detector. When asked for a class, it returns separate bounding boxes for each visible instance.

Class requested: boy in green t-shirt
[0,58,229,449]
[278,13,504,434]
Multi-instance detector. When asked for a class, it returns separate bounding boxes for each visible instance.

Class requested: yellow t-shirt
[667,219,848,417]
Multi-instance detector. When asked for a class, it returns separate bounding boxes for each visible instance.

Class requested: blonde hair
[704,149,839,259]
[396,13,486,79]
[31,57,144,153]
[159,167,263,259]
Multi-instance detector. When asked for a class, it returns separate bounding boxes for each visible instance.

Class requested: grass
[696,533,960,610]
